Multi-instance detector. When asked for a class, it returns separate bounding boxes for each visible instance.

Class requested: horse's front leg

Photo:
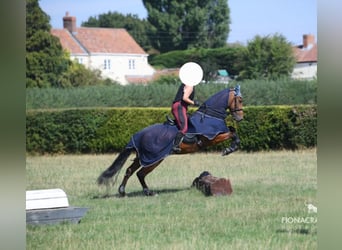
[222,132,240,156]
[136,160,163,196]
[118,157,140,197]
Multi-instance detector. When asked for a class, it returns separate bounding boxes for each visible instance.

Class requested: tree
[143,0,230,52]
[57,62,117,87]
[239,34,296,80]
[82,11,154,52]
[204,0,231,48]
[26,0,71,87]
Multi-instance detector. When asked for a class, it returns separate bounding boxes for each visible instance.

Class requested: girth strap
[182,134,198,144]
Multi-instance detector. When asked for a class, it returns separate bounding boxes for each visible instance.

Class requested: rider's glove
[193,100,201,107]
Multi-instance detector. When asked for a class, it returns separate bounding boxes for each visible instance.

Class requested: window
[128,59,135,70]
[104,59,111,70]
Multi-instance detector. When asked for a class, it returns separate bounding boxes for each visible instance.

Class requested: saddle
[164,115,199,144]
[165,115,176,126]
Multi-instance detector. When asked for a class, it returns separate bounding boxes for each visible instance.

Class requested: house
[213,69,230,84]
[51,12,155,85]
[292,34,317,80]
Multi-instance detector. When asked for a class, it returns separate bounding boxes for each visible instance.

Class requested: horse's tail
[97,148,132,186]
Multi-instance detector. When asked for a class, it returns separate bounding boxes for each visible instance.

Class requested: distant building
[206,69,230,84]
[292,34,317,80]
[51,12,155,85]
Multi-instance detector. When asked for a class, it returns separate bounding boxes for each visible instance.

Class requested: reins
[228,90,243,113]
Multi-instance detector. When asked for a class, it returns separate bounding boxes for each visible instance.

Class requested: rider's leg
[173,131,184,152]
[171,102,188,152]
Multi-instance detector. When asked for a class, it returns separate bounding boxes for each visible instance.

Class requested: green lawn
[26,149,317,250]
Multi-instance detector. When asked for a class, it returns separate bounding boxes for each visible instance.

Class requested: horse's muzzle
[233,114,243,122]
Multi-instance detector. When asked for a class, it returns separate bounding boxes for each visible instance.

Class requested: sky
[39,0,317,45]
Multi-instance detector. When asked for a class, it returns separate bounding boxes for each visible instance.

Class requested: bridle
[196,87,243,121]
[228,89,243,114]
[228,89,243,122]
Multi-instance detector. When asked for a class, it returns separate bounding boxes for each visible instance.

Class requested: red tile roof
[125,76,154,84]
[51,29,86,54]
[293,43,317,63]
[51,27,146,55]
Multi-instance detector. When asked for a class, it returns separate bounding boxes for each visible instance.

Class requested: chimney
[63,12,77,33]
[303,34,315,48]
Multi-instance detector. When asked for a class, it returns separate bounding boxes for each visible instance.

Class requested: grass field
[26,149,317,250]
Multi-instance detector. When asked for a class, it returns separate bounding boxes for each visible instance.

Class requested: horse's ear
[234,85,242,97]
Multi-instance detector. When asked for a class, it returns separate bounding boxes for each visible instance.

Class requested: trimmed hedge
[238,106,317,151]
[26,106,316,154]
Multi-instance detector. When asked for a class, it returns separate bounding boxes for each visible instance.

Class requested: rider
[171,82,200,152]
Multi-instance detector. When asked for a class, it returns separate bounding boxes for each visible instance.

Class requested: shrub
[26,79,317,109]
[26,106,316,154]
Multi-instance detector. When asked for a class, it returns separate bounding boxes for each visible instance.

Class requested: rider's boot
[173,132,184,152]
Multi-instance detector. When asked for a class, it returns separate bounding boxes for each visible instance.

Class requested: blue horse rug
[126,114,230,167]
[126,88,235,167]
[126,123,178,167]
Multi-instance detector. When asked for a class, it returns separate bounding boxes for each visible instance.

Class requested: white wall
[72,54,155,85]
[70,55,90,67]
[292,62,317,80]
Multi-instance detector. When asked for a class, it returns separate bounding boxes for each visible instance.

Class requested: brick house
[292,34,317,80]
[51,12,155,85]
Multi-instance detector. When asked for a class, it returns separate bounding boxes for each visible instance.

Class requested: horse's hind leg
[118,157,141,197]
[137,160,163,196]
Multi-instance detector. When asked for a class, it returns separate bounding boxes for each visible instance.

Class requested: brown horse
[97,85,243,197]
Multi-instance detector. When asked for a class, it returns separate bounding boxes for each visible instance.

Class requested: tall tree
[82,11,154,52]
[26,0,70,87]
[239,34,296,80]
[143,0,230,52]
[203,0,231,48]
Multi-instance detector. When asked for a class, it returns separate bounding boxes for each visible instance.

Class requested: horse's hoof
[143,189,157,196]
[118,185,126,197]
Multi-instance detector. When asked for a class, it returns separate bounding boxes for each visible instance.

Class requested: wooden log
[192,171,233,196]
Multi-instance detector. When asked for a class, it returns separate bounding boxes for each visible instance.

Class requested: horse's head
[228,85,243,122]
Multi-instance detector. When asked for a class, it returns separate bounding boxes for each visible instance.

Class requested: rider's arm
[182,85,195,105]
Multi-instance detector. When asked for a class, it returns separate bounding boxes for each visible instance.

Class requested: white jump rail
[26,188,69,210]
[26,188,88,225]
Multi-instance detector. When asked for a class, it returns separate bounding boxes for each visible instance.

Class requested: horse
[97,85,244,197]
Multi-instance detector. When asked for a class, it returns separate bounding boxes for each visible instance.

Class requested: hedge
[26,79,317,109]
[26,106,316,154]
